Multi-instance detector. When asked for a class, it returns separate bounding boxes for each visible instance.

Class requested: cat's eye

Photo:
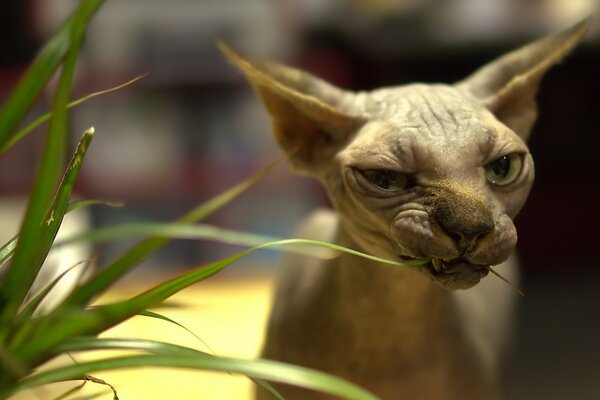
[361,169,408,192]
[485,153,523,186]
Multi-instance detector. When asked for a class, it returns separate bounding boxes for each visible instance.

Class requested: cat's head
[222,20,589,290]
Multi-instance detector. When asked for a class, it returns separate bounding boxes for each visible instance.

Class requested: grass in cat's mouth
[399,255,524,295]
[398,255,483,274]
[423,258,489,288]
[430,258,487,274]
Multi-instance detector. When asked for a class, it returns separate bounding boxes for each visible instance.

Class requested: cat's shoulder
[295,208,338,243]
[271,209,339,309]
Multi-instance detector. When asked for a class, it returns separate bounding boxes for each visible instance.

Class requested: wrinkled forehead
[345,84,510,170]
[365,84,493,143]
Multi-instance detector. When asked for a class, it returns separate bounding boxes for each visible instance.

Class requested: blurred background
[1,0,599,399]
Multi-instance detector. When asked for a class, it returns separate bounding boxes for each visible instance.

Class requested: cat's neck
[325,223,457,338]
[332,221,440,292]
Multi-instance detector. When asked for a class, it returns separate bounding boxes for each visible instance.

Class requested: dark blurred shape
[0,2,37,66]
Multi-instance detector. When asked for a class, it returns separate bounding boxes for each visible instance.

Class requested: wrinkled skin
[221,19,589,400]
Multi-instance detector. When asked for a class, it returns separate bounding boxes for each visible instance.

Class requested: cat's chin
[420,258,490,290]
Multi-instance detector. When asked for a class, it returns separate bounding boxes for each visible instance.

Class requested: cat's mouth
[400,256,489,290]
[425,258,489,289]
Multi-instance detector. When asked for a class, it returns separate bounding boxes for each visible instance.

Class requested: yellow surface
[13,274,275,400]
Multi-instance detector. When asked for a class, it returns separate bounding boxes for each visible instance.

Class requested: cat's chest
[282,254,462,356]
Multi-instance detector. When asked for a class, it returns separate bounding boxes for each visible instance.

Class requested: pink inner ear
[489,103,538,143]
[261,83,362,170]
[221,46,365,169]
[483,78,540,142]
[221,42,365,117]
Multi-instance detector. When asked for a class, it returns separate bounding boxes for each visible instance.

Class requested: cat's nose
[432,189,494,249]
[442,220,494,249]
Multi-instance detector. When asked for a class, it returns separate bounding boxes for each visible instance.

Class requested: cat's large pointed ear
[219,43,366,172]
[457,18,591,141]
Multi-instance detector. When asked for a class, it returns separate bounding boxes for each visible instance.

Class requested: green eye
[485,154,523,186]
[361,169,408,192]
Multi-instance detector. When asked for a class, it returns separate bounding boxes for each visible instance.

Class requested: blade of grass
[78,375,118,400]
[34,130,97,292]
[123,238,428,313]
[16,259,93,325]
[44,0,93,185]
[485,265,525,296]
[61,158,281,308]
[0,237,17,269]
[0,200,121,269]
[51,380,88,400]
[48,376,117,400]
[57,337,206,356]
[56,223,284,253]
[0,1,102,330]
[7,353,378,400]
[7,239,244,363]
[10,237,428,364]
[56,223,279,248]
[57,338,270,400]
[57,222,431,267]
[0,0,103,149]
[0,345,28,384]
[137,310,216,355]
[67,199,125,214]
[0,74,146,154]
[57,337,281,400]
[136,312,283,399]
[254,379,285,400]
[0,128,95,339]
[51,357,119,400]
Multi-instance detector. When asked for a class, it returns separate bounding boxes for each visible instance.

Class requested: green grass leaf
[57,222,431,267]
[0,346,28,385]
[0,0,103,149]
[44,0,94,186]
[50,380,88,400]
[9,233,428,369]
[66,199,125,214]
[3,160,278,368]
[61,159,281,308]
[57,222,282,251]
[123,238,428,315]
[0,199,121,270]
[0,237,17,270]
[8,338,379,400]
[46,374,118,400]
[136,311,283,399]
[15,259,93,325]
[138,310,216,354]
[0,74,146,155]
[0,128,95,339]
[0,0,103,332]
[57,337,205,356]
[0,1,381,398]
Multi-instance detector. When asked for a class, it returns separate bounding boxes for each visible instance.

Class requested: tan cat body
[222,20,590,400]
